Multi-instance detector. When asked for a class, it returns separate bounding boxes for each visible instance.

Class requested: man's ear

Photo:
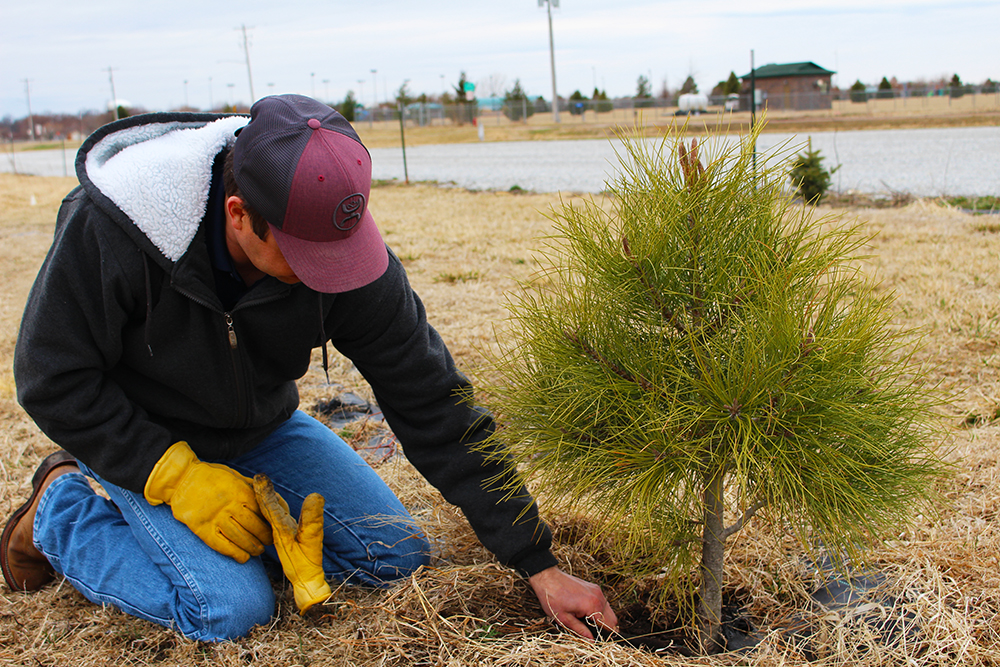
[226,196,248,231]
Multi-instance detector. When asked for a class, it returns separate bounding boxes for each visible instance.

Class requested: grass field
[0,141,998,666]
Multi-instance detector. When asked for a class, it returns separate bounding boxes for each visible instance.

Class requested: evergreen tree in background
[338,91,357,122]
[789,144,839,204]
[635,75,653,108]
[679,75,699,94]
[949,74,965,98]
[591,88,613,113]
[877,77,894,99]
[503,79,534,121]
[849,79,867,103]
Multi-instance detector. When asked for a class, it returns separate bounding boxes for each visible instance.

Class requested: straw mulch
[1,173,998,665]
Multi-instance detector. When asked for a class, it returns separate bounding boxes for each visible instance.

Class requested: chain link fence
[357,87,1000,129]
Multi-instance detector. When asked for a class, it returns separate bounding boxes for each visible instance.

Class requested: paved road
[6,126,999,197]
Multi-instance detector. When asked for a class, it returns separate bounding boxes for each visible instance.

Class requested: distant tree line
[5,70,998,141]
[847,73,996,102]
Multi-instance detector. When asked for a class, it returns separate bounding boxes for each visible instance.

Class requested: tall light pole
[539,0,560,123]
[107,66,119,120]
[358,79,368,127]
[23,79,35,140]
[239,25,256,102]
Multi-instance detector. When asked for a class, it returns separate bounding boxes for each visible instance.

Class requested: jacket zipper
[224,311,248,426]
[172,283,288,429]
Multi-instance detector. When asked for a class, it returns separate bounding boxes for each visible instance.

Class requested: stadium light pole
[23,79,35,141]
[540,0,560,123]
[240,25,256,102]
[107,67,119,121]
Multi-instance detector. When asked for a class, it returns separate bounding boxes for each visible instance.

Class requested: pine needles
[478,122,947,652]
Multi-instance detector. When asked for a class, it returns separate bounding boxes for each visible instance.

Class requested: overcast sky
[3,0,997,118]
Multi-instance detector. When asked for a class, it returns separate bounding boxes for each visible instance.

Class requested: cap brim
[269,209,388,293]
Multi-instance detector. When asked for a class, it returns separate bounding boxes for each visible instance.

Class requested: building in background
[741,62,836,111]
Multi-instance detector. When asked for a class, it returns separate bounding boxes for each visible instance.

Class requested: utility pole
[107,67,118,120]
[240,24,256,103]
[539,0,560,123]
[371,69,377,126]
[23,79,35,141]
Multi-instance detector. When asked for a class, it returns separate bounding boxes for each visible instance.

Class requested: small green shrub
[788,146,839,204]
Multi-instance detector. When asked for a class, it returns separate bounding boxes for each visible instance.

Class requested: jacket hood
[77,113,248,263]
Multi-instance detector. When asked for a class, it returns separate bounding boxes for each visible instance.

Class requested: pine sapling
[788,144,839,204]
[478,122,945,653]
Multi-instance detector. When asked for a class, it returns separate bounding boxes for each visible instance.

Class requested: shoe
[1,451,79,591]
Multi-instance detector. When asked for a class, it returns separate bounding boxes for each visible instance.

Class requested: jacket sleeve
[325,251,558,577]
[14,188,174,492]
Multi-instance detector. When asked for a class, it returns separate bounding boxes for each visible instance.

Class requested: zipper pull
[225,313,238,349]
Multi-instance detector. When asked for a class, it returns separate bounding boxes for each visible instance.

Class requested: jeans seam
[115,486,214,638]
[34,474,179,630]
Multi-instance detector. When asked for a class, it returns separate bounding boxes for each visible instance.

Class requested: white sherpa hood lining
[84,116,249,262]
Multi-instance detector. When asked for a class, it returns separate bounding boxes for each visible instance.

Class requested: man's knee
[176,572,276,641]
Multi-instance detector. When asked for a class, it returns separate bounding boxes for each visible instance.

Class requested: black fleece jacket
[13,112,557,577]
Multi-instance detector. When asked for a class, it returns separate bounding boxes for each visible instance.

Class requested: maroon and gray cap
[233,94,387,293]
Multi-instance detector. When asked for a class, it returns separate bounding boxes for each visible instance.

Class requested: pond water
[5,126,998,197]
[367,126,1000,197]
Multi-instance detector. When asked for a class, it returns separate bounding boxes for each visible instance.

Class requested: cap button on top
[307,118,321,130]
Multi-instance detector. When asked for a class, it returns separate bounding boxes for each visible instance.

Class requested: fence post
[397,103,409,184]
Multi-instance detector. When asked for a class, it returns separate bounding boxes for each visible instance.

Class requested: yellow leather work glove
[144,441,272,564]
[253,474,332,613]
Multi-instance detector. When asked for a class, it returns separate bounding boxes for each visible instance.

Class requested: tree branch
[566,329,654,391]
[720,498,768,540]
[622,236,687,336]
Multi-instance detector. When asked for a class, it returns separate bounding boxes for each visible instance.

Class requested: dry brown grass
[2,172,999,665]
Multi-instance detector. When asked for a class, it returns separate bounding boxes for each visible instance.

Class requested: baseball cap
[233,94,387,293]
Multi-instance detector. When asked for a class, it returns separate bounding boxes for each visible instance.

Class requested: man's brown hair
[223,148,270,240]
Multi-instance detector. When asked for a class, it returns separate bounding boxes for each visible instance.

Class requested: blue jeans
[32,410,430,641]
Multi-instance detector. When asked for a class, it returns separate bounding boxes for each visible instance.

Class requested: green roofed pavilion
[739,61,836,110]
[740,62,836,79]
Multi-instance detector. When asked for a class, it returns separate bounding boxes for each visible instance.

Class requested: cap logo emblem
[334,193,366,231]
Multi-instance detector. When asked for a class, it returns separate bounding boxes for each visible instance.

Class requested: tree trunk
[697,466,726,653]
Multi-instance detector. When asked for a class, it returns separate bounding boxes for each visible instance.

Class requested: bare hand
[528,566,618,641]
